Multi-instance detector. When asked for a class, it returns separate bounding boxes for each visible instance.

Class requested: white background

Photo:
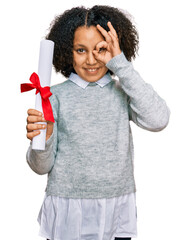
[0,0,191,239]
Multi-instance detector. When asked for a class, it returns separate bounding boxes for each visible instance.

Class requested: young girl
[26,5,170,240]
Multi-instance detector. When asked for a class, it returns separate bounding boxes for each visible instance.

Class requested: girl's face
[73,26,108,82]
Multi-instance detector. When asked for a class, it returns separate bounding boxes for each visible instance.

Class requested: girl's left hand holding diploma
[93,22,122,64]
[26,109,53,141]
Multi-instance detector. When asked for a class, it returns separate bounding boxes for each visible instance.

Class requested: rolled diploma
[32,40,54,150]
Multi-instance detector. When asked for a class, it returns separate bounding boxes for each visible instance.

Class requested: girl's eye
[76,48,85,53]
[99,47,106,53]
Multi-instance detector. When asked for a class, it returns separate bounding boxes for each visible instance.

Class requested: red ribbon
[21,72,55,122]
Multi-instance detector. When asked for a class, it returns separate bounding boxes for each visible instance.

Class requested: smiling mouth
[84,68,100,73]
[87,68,98,72]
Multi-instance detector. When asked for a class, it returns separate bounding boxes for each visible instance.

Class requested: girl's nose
[86,52,97,65]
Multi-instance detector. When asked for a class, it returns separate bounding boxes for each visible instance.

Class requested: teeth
[87,69,97,72]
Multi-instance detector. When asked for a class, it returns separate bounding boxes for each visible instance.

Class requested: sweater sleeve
[26,93,58,175]
[106,52,170,132]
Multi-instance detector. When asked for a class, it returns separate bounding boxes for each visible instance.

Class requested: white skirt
[38,193,137,240]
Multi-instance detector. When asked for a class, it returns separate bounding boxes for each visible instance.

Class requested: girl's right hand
[26,109,54,141]
[93,22,121,64]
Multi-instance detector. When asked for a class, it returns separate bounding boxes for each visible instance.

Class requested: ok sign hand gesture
[93,22,121,64]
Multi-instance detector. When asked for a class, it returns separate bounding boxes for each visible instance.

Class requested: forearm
[26,133,54,175]
[106,52,170,131]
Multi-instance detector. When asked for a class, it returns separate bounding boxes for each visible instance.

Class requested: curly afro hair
[46,5,139,78]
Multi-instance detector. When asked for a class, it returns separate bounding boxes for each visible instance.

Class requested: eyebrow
[73,44,87,48]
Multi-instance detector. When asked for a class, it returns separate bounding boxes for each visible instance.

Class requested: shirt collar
[69,72,112,89]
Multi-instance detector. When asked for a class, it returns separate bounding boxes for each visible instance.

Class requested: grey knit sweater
[27,53,170,199]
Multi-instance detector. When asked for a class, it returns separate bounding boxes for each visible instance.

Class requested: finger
[108,31,119,46]
[107,22,118,38]
[97,24,112,43]
[93,49,102,61]
[93,49,106,63]
[27,115,46,124]
[93,41,108,62]
[95,41,108,52]
[27,109,43,117]
[27,131,41,140]
[27,123,47,132]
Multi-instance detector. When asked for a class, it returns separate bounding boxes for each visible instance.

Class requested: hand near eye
[93,22,121,64]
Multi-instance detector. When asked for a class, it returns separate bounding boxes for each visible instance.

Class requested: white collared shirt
[69,72,112,89]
